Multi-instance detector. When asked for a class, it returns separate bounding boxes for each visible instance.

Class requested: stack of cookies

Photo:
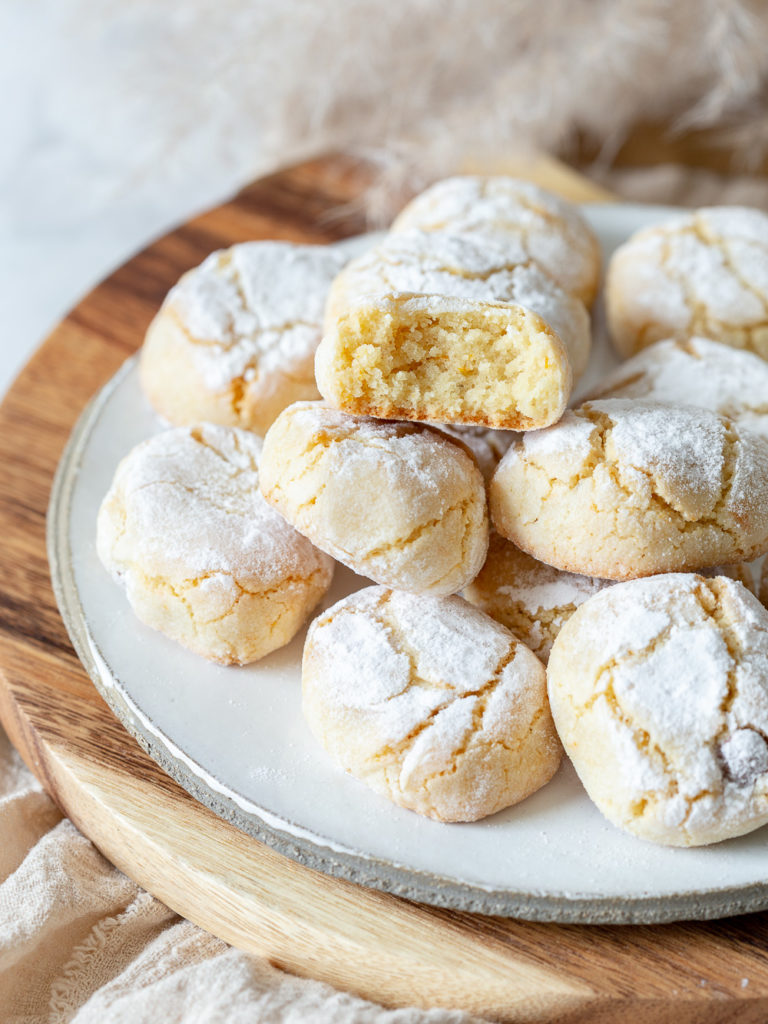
[97,179,768,849]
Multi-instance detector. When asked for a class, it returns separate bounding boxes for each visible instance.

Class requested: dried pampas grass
[51,0,768,218]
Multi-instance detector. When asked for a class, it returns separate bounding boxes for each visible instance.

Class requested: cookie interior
[321,295,571,430]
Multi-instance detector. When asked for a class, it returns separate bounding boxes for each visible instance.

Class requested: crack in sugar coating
[140,242,347,434]
[464,533,612,662]
[490,399,768,580]
[259,403,489,596]
[390,176,601,305]
[302,587,561,821]
[547,574,768,846]
[607,207,768,360]
[587,337,768,441]
[96,423,334,665]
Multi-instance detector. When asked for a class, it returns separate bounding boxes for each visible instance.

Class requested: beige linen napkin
[0,727,481,1024]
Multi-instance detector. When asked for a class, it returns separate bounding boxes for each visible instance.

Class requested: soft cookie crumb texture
[317,296,571,430]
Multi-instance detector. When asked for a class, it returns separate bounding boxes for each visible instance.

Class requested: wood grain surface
[2,153,768,1022]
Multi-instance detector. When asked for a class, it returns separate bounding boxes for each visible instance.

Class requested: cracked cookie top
[390,176,601,306]
[490,399,768,579]
[606,206,768,360]
[302,586,561,822]
[588,336,768,441]
[259,402,489,596]
[547,573,768,846]
[140,241,348,434]
[464,532,612,662]
[96,423,334,664]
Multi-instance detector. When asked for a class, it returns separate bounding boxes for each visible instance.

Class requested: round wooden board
[3,154,768,1022]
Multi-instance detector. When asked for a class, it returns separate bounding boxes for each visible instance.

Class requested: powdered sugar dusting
[386,589,510,692]
[501,571,607,617]
[595,399,726,521]
[520,410,596,466]
[391,176,599,300]
[610,206,768,343]
[552,574,768,843]
[98,423,332,588]
[589,337,768,440]
[307,586,544,753]
[166,241,347,391]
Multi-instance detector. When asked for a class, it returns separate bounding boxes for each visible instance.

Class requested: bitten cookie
[302,587,561,822]
[140,241,347,435]
[548,574,768,846]
[260,402,488,596]
[464,533,612,662]
[606,207,768,360]
[96,424,334,665]
[391,176,601,306]
[317,230,590,430]
[490,399,768,580]
[588,336,768,439]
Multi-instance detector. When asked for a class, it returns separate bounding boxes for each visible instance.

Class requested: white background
[0,4,256,400]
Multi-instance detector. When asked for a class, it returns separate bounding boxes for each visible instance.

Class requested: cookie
[490,399,768,580]
[140,241,347,435]
[587,336,768,440]
[302,586,561,822]
[464,532,755,663]
[606,207,768,360]
[548,573,768,846]
[260,402,488,596]
[464,533,612,662]
[391,176,601,306]
[97,424,334,665]
[430,424,516,482]
[317,230,590,430]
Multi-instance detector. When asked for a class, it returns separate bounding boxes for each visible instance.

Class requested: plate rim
[47,204,768,925]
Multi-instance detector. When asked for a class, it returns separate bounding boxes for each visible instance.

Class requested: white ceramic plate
[49,204,768,924]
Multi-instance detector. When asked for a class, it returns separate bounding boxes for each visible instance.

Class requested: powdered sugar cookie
[464,533,612,662]
[391,176,601,306]
[490,399,768,580]
[606,207,768,360]
[463,532,755,662]
[303,586,561,822]
[140,241,347,435]
[431,424,516,482]
[588,337,768,439]
[317,230,590,431]
[548,574,768,846]
[97,424,334,665]
[260,402,488,596]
